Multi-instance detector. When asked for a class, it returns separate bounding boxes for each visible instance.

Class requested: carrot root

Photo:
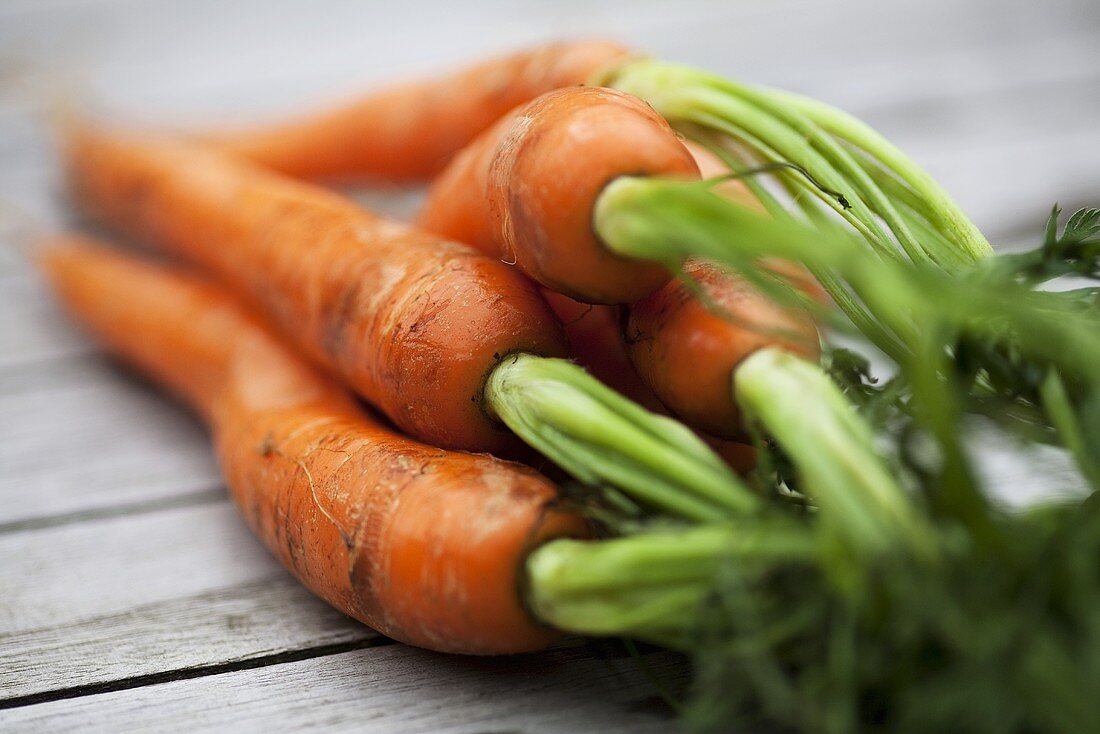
[419,85,699,304]
[207,39,633,183]
[39,236,583,655]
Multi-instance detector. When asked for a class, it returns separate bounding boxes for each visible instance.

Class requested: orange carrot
[415,92,813,442]
[207,39,631,182]
[706,437,758,474]
[684,140,765,211]
[625,260,820,439]
[541,290,759,473]
[612,146,823,438]
[39,235,583,655]
[63,124,568,455]
[686,141,829,303]
[63,124,752,521]
[539,290,661,410]
[418,86,699,304]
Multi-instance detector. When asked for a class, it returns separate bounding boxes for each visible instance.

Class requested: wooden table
[1,0,1097,730]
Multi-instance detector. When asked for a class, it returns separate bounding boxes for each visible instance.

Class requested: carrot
[624,261,820,439]
[534,291,760,473]
[39,235,583,655]
[538,290,662,410]
[686,140,829,303]
[684,140,764,210]
[206,39,631,183]
[63,122,754,523]
[418,86,699,304]
[408,232,759,470]
[416,89,816,439]
[64,123,567,455]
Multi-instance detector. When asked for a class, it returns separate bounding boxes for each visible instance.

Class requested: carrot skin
[609,143,823,439]
[706,436,758,474]
[542,289,758,471]
[419,86,699,304]
[538,290,664,410]
[63,125,568,454]
[208,40,632,183]
[685,141,830,304]
[625,261,820,439]
[684,140,766,211]
[39,236,582,655]
[416,98,777,458]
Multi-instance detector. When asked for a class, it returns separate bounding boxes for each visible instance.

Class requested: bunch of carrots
[39,39,1100,733]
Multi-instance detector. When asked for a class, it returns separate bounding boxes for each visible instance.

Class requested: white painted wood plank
[904,128,1099,244]
[0,268,92,365]
[1,0,1094,124]
[0,499,688,724]
[0,0,1092,251]
[0,357,221,525]
[0,643,687,734]
[0,578,373,701]
[0,502,278,634]
[0,500,382,701]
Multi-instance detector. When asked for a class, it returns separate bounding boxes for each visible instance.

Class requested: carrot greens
[602,58,992,267]
[529,203,1100,732]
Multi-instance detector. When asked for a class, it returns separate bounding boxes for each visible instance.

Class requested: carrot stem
[485,354,759,522]
[767,88,993,262]
[594,176,906,360]
[1039,370,1100,489]
[605,59,991,268]
[605,60,899,262]
[734,349,936,566]
[525,523,816,648]
[598,176,1100,381]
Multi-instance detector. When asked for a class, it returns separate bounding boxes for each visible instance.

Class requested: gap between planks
[0,637,390,710]
[0,640,687,734]
[0,485,225,535]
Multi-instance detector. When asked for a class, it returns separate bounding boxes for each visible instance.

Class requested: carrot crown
[484,353,758,522]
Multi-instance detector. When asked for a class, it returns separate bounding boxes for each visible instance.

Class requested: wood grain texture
[0,355,221,525]
[0,502,282,636]
[0,501,377,702]
[0,578,375,702]
[0,644,687,733]
[0,0,1096,729]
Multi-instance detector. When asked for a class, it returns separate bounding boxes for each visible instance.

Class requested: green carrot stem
[595,175,1100,419]
[905,326,995,541]
[606,59,902,262]
[597,176,1100,381]
[724,82,935,268]
[484,354,759,522]
[594,176,914,360]
[766,165,912,354]
[1039,371,1100,489]
[607,59,991,269]
[856,155,969,270]
[525,522,817,648]
[857,154,937,224]
[690,132,787,217]
[734,348,936,562]
[767,88,993,262]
